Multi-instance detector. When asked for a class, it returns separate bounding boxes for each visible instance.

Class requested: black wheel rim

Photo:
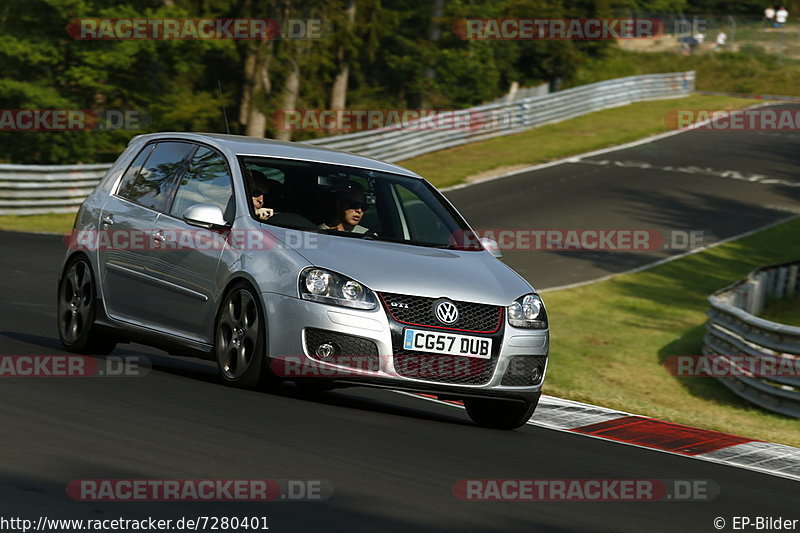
[217,289,260,380]
[59,261,93,344]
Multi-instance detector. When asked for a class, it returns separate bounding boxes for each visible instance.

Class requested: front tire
[57,257,117,355]
[464,395,540,430]
[214,282,273,389]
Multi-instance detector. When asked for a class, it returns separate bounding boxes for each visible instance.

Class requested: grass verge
[571,46,800,95]
[400,94,755,188]
[542,216,800,447]
[761,297,800,327]
[0,213,77,234]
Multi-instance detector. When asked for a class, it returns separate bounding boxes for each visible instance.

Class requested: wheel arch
[213,274,270,350]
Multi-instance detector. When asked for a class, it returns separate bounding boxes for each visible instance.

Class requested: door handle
[153,230,165,242]
[102,215,114,226]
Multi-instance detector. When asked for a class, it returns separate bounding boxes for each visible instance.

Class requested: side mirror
[481,237,503,259]
[183,204,230,229]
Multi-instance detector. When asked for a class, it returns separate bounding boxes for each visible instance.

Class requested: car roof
[129,132,422,179]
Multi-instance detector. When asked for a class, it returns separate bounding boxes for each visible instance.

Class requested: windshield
[238,156,481,250]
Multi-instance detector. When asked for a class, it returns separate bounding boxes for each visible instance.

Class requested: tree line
[0,0,780,164]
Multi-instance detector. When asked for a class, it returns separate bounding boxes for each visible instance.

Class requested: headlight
[507,293,547,329]
[299,267,377,310]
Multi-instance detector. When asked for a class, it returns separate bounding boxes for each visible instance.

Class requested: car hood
[283,231,535,306]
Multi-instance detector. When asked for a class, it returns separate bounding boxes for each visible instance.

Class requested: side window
[116,144,155,199]
[170,146,234,220]
[118,141,195,212]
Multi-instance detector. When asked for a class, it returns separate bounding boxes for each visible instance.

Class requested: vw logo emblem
[434,300,459,325]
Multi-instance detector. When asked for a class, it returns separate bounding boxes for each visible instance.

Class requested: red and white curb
[401,392,800,482]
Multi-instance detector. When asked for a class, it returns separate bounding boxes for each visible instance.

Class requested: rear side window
[170,147,234,220]
[116,141,195,212]
[116,144,155,199]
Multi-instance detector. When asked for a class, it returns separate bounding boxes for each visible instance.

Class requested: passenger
[319,184,372,234]
[251,190,274,221]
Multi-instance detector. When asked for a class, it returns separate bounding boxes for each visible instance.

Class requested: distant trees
[0,0,751,163]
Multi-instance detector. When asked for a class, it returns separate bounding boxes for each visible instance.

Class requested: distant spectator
[776,6,788,27]
[766,6,776,26]
[715,31,727,50]
[679,35,699,55]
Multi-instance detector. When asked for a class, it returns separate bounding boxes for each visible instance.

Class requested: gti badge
[434,299,458,325]
[390,302,409,309]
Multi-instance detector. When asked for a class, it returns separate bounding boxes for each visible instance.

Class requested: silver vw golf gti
[58,132,549,429]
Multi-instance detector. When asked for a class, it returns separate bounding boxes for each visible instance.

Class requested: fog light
[316,343,336,358]
[531,365,543,384]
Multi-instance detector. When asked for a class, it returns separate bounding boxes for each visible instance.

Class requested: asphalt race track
[1,126,799,532]
[448,126,800,288]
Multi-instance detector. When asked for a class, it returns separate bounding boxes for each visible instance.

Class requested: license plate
[402,329,492,359]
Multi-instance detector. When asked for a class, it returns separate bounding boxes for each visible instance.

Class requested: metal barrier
[304,71,695,162]
[0,164,112,215]
[0,71,694,215]
[703,260,800,418]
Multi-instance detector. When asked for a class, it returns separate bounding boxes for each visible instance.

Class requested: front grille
[392,348,498,385]
[380,292,502,333]
[304,328,380,371]
[500,356,546,386]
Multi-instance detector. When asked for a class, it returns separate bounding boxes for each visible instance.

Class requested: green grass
[0,213,77,234]
[571,46,800,95]
[735,25,796,43]
[541,217,800,447]
[400,94,755,188]
[761,297,800,327]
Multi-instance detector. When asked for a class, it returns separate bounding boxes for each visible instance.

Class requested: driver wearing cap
[319,182,372,234]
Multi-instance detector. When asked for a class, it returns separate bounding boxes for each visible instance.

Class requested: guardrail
[0,71,694,215]
[703,260,800,418]
[305,71,695,162]
[0,164,112,215]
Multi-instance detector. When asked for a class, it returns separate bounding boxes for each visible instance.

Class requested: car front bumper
[261,292,549,401]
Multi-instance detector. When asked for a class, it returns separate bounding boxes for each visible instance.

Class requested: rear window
[116,141,195,212]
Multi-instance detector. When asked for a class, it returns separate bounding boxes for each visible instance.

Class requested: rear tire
[214,282,274,389]
[463,395,540,430]
[57,257,117,355]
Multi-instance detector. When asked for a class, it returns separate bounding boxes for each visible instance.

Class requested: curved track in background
[1,120,799,532]
[447,118,800,289]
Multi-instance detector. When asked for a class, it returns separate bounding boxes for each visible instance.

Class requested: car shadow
[0,328,475,426]
[111,347,474,427]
